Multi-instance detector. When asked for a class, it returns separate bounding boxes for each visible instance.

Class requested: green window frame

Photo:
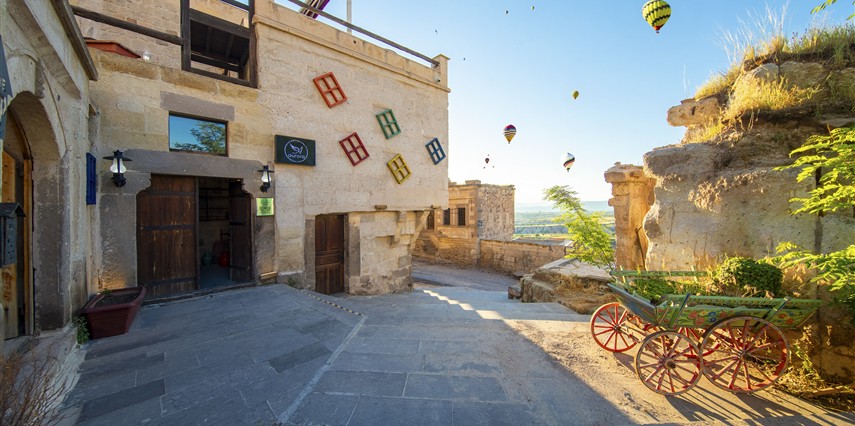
[376,109,401,139]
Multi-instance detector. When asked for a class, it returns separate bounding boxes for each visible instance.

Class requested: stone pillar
[604,163,655,270]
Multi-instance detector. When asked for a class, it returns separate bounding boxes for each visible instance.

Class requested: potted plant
[80,286,146,339]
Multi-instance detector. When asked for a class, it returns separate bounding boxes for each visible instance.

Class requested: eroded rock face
[629,59,855,383]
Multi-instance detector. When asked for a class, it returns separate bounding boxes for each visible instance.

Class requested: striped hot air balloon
[562,152,576,172]
[503,124,516,143]
[642,0,671,34]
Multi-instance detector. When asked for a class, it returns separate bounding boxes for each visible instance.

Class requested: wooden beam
[71,6,182,46]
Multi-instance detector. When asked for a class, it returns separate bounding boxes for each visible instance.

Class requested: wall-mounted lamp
[258,165,274,192]
[103,150,131,187]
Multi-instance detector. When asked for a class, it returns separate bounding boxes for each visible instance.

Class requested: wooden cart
[590,271,821,395]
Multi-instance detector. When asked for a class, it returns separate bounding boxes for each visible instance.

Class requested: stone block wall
[477,184,514,241]
[479,240,566,276]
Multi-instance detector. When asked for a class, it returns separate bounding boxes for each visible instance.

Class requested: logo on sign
[283,139,308,163]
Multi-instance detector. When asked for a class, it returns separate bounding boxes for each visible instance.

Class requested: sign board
[256,198,274,216]
[0,36,13,141]
[275,135,316,166]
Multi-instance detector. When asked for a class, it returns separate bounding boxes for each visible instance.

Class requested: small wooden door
[228,181,252,283]
[137,175,197,297]
[315,215,344,294]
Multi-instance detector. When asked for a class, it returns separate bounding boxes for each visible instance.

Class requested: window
[339,132,369,166]
[443,209,450,226]
[425,138,445,165]
[427,211,435,230]
[314,72,347,108]
[457,207,466,226]
[376,109,401,139]
[169,114,227,155]
[86,153,96,205]
[182,1,255,86]
[386,154,411,184]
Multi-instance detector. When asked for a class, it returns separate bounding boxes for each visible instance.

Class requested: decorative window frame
[425,138,446,164]
[376,109,401,139]
[339,132,370,166]
[386,154,411,184]
[313,72,347,108]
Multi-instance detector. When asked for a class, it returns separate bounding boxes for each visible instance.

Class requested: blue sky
[278,1,853,206]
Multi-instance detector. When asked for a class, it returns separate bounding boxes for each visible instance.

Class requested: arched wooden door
[137,175,198,297]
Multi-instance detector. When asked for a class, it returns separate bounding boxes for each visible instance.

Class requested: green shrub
[711,257,784,297]
[73,315,89,345]
[630,278,678,303]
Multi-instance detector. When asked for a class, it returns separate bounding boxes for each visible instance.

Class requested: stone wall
[479,240,566,276]
[476,184,514,241]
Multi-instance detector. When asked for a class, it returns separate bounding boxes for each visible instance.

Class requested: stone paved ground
[59,264,855,425]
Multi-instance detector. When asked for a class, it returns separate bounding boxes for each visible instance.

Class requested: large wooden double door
[137,175,252,298]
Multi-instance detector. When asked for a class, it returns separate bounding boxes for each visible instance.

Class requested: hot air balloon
[503,124,516,143]
[572,90,579,100]
[562,152,576,172]
[642,0,670,34]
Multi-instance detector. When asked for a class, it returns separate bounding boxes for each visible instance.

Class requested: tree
[543,185,615,269]
[774,126,855,319]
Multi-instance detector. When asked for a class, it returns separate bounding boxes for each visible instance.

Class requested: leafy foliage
[812,0,855,20]
[773,126,855,320]
[543,185,614,269]
[776,126,855,215]
[710,257,784,298]
[73,315,89,345]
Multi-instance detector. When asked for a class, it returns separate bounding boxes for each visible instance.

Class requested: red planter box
[81,287,146,339]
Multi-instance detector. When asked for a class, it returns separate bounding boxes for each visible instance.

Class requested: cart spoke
[708,358,739,382]
[743,362,753,390]
[728,359,744,389]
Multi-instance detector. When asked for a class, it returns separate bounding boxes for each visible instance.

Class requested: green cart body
[590,270,821,396]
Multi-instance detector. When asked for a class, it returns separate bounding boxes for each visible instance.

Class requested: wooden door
[315,215,344,294]
[137,175,197,297]
[228,181,252,283]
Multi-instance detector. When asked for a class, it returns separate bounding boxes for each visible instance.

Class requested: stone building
[73,0,449,299]
[415,180,565,275]
[0,0,97,342]
[0,0,449,348]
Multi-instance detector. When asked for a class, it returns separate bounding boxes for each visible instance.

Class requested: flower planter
[81,287,146,339]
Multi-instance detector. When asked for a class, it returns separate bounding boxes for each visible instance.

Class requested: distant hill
[515,200,610,213]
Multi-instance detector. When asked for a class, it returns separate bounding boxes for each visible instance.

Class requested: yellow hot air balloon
[642,0,671,34]
[572,90,579,100]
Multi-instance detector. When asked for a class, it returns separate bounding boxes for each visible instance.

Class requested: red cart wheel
[590,302,640,352]
[701,316,789,393]
[677,327,718,357]
[635,330,702,395]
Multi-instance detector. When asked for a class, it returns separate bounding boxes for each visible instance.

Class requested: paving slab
[59,264,854,425]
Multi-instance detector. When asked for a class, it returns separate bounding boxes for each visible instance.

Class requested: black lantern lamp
[258,165,274,192]
[103,150,132,187]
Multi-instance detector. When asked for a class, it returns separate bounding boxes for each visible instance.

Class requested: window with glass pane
[169,114,227,155]
[457,207,466,226]
[443,209,450,226]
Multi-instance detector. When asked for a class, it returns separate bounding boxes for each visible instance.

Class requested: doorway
[137,175,253,298]
[315,214,345,294]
